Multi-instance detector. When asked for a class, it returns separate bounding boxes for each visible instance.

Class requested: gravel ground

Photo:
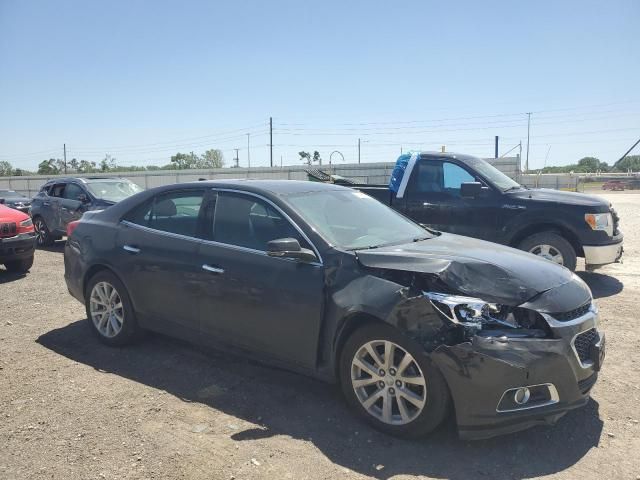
[1,192,639,480]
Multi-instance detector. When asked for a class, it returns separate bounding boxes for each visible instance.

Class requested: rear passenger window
[50,184,66,197]
[213,193,309,251]
[124,190,206,238]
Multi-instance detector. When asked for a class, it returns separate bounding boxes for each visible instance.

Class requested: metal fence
[0,156,520,197]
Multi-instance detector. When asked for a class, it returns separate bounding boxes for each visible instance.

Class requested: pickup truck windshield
[86,180,143,202]
[464,157,521,191]
[287,190,432,250]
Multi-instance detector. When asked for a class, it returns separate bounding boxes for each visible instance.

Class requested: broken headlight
[425,292,502,327]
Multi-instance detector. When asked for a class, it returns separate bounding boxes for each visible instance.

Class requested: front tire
[85,270,140,346]
[33,216,54,247]
[339,323,450,438]
[4,255,34,273]
[518,231,577,271]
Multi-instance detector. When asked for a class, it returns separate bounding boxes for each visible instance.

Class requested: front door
[405,160,499,239]
[196,190,325,369]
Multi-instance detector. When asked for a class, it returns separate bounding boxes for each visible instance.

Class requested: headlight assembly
[425,292,501,326]
[584,213,613,236]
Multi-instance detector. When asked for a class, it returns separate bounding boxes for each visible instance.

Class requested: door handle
[123,245,141,254]
[43,202,50,206]
[202,264,224,274]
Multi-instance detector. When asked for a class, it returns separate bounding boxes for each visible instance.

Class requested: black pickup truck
[355,152,623,271]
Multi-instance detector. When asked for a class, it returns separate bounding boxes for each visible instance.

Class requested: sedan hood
[356,232,581,306]
[507,188,608,209]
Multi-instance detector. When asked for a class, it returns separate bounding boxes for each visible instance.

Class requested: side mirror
[77,193,89,203]
[460,182,482,198]
[267,237,318,263]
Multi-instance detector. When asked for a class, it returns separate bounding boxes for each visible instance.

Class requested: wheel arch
[509,223,583,257]
[333,311,386,379]
[83,263,129,300]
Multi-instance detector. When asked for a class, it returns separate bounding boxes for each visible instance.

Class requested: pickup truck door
[404,160,500,240]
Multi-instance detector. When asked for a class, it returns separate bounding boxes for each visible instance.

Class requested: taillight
[17,218,34,234]
[67,220,81,237]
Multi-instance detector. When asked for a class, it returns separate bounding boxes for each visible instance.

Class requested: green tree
[100,154,116,172]
[78,160,97,173]
[69,158,79,172]
[576,157,607,172]
[298,151,311,165]
[312,151,322,165]
[170,152,198,169]
[198,149,224,169]
[0,161,13,176]
[613,155,640,172]
[38,159,60,175]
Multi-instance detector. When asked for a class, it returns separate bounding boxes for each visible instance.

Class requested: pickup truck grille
[551,302,591,322]
[611,206,620,235]
[0,222,17,238]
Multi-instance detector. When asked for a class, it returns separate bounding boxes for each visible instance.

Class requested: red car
[602,180,625,191]
[0,204,36,273]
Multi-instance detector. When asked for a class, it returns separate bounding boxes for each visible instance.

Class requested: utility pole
[246,133,251,169]
[269,117,273,167]
[234,148,240,168]
[400,146,403,155]
[358,138,361,164]
[63,143,67,174]
[494,136,499,159]
[525,112,532,172]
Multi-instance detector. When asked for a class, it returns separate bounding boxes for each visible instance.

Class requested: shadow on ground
[38,321,603,480]
[0,268,27,284]
[576,271,623,299]
[37,240,66,254]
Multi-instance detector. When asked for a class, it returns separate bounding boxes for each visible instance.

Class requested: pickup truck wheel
[339,323,450,438]
[4,255,34,273]
[33,217,54,247]
[518,232,577,271]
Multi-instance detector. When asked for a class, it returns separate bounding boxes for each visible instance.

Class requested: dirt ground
[1,192,639,480]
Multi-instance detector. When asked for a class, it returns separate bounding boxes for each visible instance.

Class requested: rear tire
[33,216,54,247]
[339,322,450,438]
[85,270,140,346]
[518,231,577,271]
[4,255,34,273]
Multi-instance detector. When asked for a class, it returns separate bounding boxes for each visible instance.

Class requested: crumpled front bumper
[430,307,602,440]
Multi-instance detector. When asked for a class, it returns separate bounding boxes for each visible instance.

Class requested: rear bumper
[64,241,85,303]
[0,233,36,262]
[583,239,623,269]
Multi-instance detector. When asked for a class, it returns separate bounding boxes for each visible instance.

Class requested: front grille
[574,328,598,363]
[551,302,592,321]
[0,222,17,238]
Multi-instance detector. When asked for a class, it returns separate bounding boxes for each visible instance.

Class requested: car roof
[44,177,129,185]
[166,179,348,196]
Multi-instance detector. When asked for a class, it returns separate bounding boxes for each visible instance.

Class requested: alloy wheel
[351,340,427,425]
[528,244,564,265]
[34,219,46,245]
[89,281,124,338]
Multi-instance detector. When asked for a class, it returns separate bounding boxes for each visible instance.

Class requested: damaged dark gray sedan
[63,180,605,440]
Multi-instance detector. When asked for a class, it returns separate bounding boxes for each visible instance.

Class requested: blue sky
[1,0,638,171]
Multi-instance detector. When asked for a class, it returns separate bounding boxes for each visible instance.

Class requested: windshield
[287,189,432,250]
[464,157,521,191]
[86,180,143,202]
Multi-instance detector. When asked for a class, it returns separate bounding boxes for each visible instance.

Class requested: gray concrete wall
[0,156,520,197]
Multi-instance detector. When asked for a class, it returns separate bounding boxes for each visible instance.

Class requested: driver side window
[443,162,475,194]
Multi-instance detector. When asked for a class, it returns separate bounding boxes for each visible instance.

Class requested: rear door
[46,183,67,234]
[115,188,210,339]
[195,190,325,369]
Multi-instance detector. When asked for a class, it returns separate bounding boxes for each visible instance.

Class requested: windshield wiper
[412,236,431,242]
